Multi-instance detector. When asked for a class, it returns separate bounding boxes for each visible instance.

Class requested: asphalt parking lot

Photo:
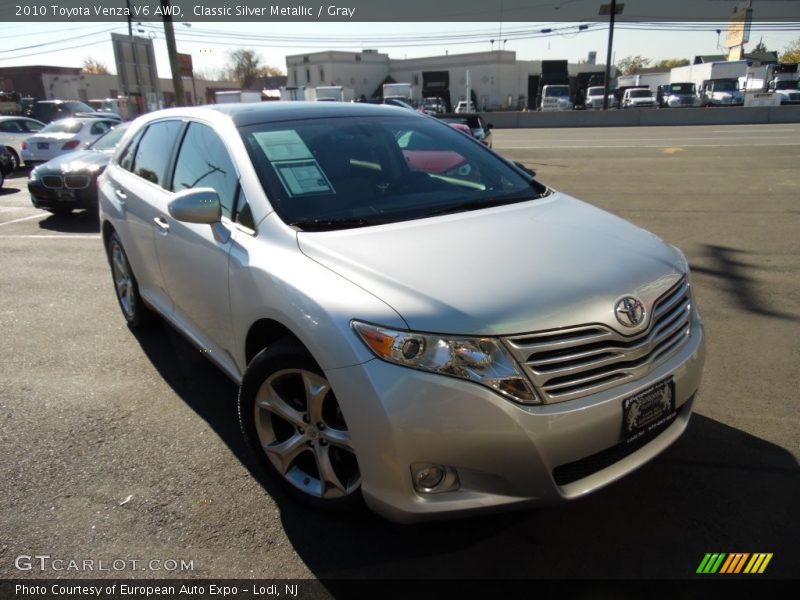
[1,123,798,580]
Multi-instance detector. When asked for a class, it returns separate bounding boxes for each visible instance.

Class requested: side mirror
[168,188,221,224]
[486,123,494,130]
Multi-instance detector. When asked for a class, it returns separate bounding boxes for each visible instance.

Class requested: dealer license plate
[37,142,49,150]
[622,379,675,444]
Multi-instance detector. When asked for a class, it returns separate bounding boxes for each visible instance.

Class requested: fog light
[415,465,444,490]
[411,462,459,494]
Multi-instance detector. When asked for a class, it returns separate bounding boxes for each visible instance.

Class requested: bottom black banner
[1,578,794,600]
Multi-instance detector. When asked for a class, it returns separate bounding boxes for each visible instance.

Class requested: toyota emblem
[615,296,646,328]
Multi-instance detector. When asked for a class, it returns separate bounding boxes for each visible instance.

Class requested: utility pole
[126,0,143,114]
[161,0,186,106]
[601,1,624,110]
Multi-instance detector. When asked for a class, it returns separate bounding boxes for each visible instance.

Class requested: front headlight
[29,168,39,181]
[351,321,540,404]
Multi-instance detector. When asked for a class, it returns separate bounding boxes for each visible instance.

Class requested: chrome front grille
[41,174,91,189]
[504,278,692,403]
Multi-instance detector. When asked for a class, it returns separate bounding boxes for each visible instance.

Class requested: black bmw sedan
[28,122,129,216]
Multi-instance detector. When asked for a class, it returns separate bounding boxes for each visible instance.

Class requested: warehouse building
[285,49,610,110]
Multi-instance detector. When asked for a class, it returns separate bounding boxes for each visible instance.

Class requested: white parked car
[454,100,476,113]
[584,86,615,109]
[622,88,657,109]
[0,116,46,169]
[21,117,119,165]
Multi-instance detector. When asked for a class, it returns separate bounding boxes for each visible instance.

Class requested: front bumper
[666,97,699,108]
[28,178,98,210]
[326,316,705,522]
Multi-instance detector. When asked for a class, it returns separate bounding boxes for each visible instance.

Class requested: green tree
[780,37,800,63]
[654,58,690,69]
[616,55,651,76]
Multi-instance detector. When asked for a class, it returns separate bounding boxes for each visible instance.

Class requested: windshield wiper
[289,217,378,231]
[422,196,535,219]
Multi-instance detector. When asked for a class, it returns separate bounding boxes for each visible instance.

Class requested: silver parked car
[99,103,705,522]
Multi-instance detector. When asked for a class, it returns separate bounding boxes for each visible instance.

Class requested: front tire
[106,232,154,328]
[238,341,362,512]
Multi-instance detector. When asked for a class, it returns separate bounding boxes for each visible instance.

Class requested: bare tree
[226,48,263,88]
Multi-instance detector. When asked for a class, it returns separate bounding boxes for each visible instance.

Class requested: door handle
[153,216,170,234]
[113,188,127,208]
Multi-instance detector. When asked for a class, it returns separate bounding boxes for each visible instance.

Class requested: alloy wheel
[253,368,360,499]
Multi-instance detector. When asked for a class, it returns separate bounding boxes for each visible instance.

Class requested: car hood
[35,150,108,172]
[297,193,686,336]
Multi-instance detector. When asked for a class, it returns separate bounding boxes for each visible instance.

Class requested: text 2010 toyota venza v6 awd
[99,103,705,522]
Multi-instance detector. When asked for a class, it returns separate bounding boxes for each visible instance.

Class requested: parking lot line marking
[0,213,47,227]
[0,234,100,239]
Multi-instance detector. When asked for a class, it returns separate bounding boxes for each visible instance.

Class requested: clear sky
[1,21,798,80]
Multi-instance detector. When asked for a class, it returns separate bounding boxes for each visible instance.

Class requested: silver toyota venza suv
[99,103,705,522]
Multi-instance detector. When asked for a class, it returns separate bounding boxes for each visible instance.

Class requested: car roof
[201,101,420,127]
[45,117,118,124]
[0,115,42,121]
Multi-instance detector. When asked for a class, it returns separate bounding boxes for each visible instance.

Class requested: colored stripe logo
[696,553,773,574]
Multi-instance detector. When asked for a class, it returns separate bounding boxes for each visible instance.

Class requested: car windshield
[64,101,95,113]
[587,87,605,97]
[669,84,695,94]
[545,87,570,97]
[89,124,129,151]
[775,80,799,90]
[712,80,738,91]
[40,120,84,134]
[241,114,543,230]
[630,90,652,98]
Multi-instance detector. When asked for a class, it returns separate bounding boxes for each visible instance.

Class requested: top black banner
[2,0,799,23]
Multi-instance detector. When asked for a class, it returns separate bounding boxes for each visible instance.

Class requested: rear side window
[171,122,238,218]
[131,120,183,187]
[117,129,145,172]
[0,121,23,133]
[23,119,43,133]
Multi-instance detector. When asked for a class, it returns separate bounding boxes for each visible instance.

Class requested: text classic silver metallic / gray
[98,102,705,522]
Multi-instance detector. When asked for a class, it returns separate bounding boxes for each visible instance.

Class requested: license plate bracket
[57,189,75,202]
[622,378,675,444]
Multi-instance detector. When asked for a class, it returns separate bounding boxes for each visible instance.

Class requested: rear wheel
[8,148,20,171]
[238,341,362,511]
[107,232,154,328]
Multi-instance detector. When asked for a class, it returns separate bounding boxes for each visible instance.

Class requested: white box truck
[304,86,354,102]
[670,61,749,106]
[382,83,413,103]
[215,90,262,104]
